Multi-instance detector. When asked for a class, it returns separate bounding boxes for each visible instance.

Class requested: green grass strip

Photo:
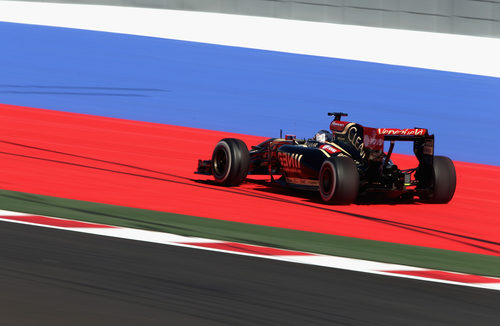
[1,189,499,277]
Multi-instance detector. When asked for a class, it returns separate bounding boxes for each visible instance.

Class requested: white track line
[1,1,500,77]
[0,209,31,216]
[1,212,499,291]
[70,227,223,244]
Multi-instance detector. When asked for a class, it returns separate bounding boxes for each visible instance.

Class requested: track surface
[2,221,500,326]
[1,104,500,257]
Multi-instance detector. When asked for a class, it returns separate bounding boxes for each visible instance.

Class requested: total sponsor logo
[278,151,303,169]
[320,144,340,155]
[377,128,427,136]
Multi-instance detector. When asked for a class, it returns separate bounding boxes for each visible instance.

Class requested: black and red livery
[197,113,456,204]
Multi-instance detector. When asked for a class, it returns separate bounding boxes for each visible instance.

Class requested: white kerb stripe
[68,227,223,244]
[0,210,31,216]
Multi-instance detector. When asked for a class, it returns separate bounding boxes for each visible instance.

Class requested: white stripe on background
[1,1,500,77]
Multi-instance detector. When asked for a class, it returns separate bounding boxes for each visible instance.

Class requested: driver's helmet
[314,129,333,143]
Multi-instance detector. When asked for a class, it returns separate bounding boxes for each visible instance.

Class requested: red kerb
[383,270,500,284]
[0,215,116,228]
[181,242,313,256]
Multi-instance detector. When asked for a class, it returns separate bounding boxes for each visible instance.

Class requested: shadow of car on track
[241,178,421,206]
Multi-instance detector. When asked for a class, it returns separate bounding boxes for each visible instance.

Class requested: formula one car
[197,113,456,204]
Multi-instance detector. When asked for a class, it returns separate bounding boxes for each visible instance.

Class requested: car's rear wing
[377,128,428,141]
[376,128,434,157]
[373,128,435,176]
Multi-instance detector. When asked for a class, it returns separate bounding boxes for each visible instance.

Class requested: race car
[197,112,456,204]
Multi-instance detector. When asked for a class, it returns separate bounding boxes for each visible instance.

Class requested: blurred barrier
[14,0,500,38]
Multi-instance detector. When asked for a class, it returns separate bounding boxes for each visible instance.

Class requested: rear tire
[211,138,249,186]
[319,156,359,204]
[422,155,456,203]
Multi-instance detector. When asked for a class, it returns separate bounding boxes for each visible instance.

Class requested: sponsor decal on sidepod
[278,152,303,169]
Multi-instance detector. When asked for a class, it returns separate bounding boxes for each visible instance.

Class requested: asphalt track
[2,221,500,326]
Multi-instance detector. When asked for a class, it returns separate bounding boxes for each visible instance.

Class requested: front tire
[211,138,249,186]
[319,156,359,204]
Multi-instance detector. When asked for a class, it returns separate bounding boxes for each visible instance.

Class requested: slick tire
[319,156,359,205]
[211,138,250,186]
[423,155,456,203]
